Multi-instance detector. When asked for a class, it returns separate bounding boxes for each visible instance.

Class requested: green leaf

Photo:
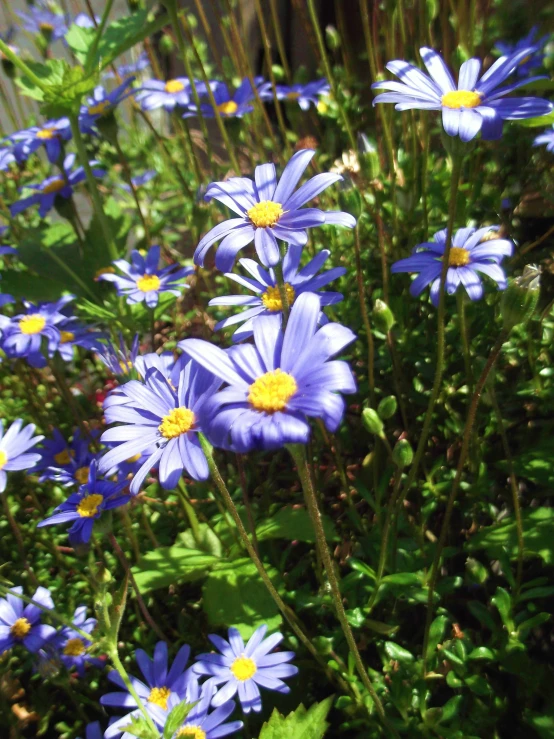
[256,506,336,543]
[64,24,96,65]
[16,60,67,101]
[426,614,448,658]
[178,523,224,559]
[132,547,219,594]
[384,641,414,663]
[466,507,554,564]
[467,647,495,660]
[491,587,514,631]
[381,572,422,586]
[87,196,131,258]
[94,11,169,71]
[518,585,554,601]
[258,696,334,739]
[120,715,159,739]
[514,109,554,128]
[202,558,282,639]
[163,699,198,739]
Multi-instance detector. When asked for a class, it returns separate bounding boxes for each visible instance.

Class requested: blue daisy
[372,46,553,141]
[47,605,102,676]
[0,419,44,493]
[260,78,330,110]
[98,245,194,308]
[0,146,15,171]
[34,427,101,488]
[16,6,67,42]
[179,292,357,453]
[136,77,194,111]
[119,169,157,192]
[96,334,140,377]
[391,225,514,305]
[194,149,356,272]
[54,317,107,362]
[184,77,264,119]
[496,27,549,78]
[534,126,554,153]
[104,51,150,80]
[10,118,72,164]
[79,79,136,134]
[0,586,56,654]
[193,624,298,714]
[209,245,346,341]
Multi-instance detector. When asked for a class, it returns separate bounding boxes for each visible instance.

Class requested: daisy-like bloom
[0,295,74,368]
[533,125,554,153]
[0,244,16,309]
[73,12,99,29]
[179,292,356,452]
[194,149,356,272]
[496,27,549,78]
[98,245,194,308]
[184,77,263,119]
[37,461,129,545]
[0,586,56,654]
[16,6,67,42]
[135,77,194,111]
[0,419,44,493]
[372,46,554,141]
[96,334,140,377]
[104,51,150,80]
[101,641,192,738]
[98,358,221,492]
[53,317,107,362]
[10,118,71,164]
[391,225,514,305]
[260,78,330,110]
[78,79,136,134]
[10,153,105,219]
[34,428,101,488]
[119,169,157,192]
[209,245,346,341]
[47,605,102,676]
[193,624,298,714]
[0,146,15,171]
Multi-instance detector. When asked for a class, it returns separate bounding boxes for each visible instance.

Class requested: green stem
[113,135,151,243]
[354,225,375,404]
[0,585,91,640]
[109,648,158,731]
[1,495,39,588]
[457,291,473,390]
[367,473,402,612]
[43,245,98,302]
[85,0,114,73]
[273,259,290,324]
[177,479,202,548]
[0,39,48,90]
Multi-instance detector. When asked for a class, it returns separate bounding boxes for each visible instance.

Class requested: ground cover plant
[1,0,554,737]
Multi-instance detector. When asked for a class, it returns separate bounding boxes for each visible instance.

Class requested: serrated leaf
[120,715,159,739]
[16,60,68,101]
[258,696,334,739]
[256,506,336,543]
[163,699,199,739]
[132,547,219,595]
[95,11,169,71]
[65,24,96,65]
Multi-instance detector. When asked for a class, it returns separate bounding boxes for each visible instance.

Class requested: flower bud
[325,25,341,51]
[159,33,175,56]
[392,439,413,468]
[362,407,384,436]
[501,265,540,332]
[357,133,380,179]
[372,299,395,333]
[378,395,397,420]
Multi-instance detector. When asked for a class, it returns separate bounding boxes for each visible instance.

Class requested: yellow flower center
[10,617,31,640]
[42,178,65,195]
[0,450,7,470]
[448,247,471,267]
[63,638,86,657]
[136,274,161,293]
[148,686,171,710]
[88,100,111,116]
[158,408,195,439]
[230,655,257,681]
[60,331,75,344]
[317,100,329,114]
[40,22,54,32]
[75,466,90,485]
[165,79,185,93]
[95,266,116,279]
[261,283,295,312]
[248,369,297,413]
[37,127,56,140]
[76,492,103,517]
[19,314,46,335]
[126,453,142,463]
[286,91,300,100]
[479,230,497,243]
[54,449,74,466]
[177,727,206,739]
[217,100,239,115]
[247,200,284,229]
[441,90,482,109]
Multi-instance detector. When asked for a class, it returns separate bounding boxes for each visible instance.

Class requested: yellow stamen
[441,90,482,109]
[177,727,206,739]
[119,360,133,374]
[37,128,56,140]
[63,638,86,657]
[40,22,54,32]
[76,493,103,518]
[0,450,7,470]
[75,466,90,485]
[19,314,46,335]
[54,449,73,466]
[261,283,295,312]
[42,178,65,195]
[286,91,300,100]
[158,408,195,439]
[87,100,111,116]
[10,617,31,640]
[448,247,471,267]
[136,274,161,293]
[230,655,257,681]
[148,686,171,710]
[247,200,284,229]
[60,331,75,344]
[217,100,239,115]
[165,80,185,94]
[248,369,297,413]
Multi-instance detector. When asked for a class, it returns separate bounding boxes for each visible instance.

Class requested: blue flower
[0,419,44,493]
[100,641,193,739]
[0,146,15,171]
[96,334,140,377]
[260,78,330,110]
[83,723,103,739]
[104,51,150,80]
[372,46,554,141]
[136,78,194,111]
[119,169,157,192]
[0,244,16,309]
[195,149,356,271]
[158,680,243,738]
[16,6,67,41]
[193,624,298,714]
[54,317,107,362]
[210,245,345,341]
[10,153,105,218]
[179,292,356,452]
[391,226,514,305]
[10,118,71,164]
[0,586,56,654]
[79,79,136,133]
[99,358,221,492]
[496,27,549,78]
[37,461,129,545]
[34,427,101,488]
[534,125,554,153]
[184,77,264,119]
[98,245,194,308]
[73,13,99,29]
[47,605,102,676]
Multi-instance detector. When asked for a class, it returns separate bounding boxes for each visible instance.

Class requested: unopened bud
[392,439,413,468]
[159,33,175,56]
[378,395,397,420]
[501,265,540,332]
[357,133,380,179]
[325,25,341,51]
[373,299,395,333]
[362,407,384,436]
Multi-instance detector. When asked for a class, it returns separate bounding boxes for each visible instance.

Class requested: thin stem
[109,648,158,732]
[177,479,202,548]
[354,225,375,403]
[85,0,114,73]
[0,585,91,640]
[273,259,290,324]
[236,454,259,554]
[268,0,292,81]
[0,39,48,90]
[113,135,151,242]
[367,473,403,612]
[457,291,473,390]
[1,495,39,587]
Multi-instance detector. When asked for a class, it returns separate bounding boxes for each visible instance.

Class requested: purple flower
[0,146,15,171]
[195,149,356,272]
[37,461,129,545]
[47,606,102,676]
[179,292,357,453]
[259,78,330,110]
[16,7,67,41]
[73,13,99,29]
[54,317,107,361]
[34,427,101,488]
[96,334,140,377]
[104,51,150,80]
[534,126,554,153]
[496,27,549,78]
[98,245,194,308]
[10,153,105,218]
[193,624,298,714]
[391,225,514,305]
[210,245,345,341]
[372,46,554,141]
[119,169,157,192]
[0,586,56,654]
[0,419,44,493]
[184,77,264,119]
[158,680,243,738]
[10,118,71,164]
[136,78,194,111]
[79,79,136,134]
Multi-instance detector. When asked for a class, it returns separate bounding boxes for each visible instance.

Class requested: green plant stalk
[69,115,118,261]
[1,495,39,588]
[421,330,508,673]
[268,0,292,81]
[112,134,151,242]
[354,225,375,403]
[192,0,228,81]
[367,473,403,612]
[175,113,203,185]
[85,0,115,73]
[0,39,49,91]
[108,647,158,732]
[273,259,290,324]
[287,443,397,735]
[42,244,98,302]
[177,478,203,548]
